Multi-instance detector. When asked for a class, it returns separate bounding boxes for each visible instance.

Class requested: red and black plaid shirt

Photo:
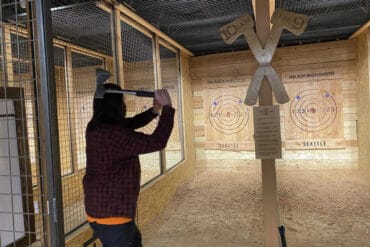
[83,106,175,218]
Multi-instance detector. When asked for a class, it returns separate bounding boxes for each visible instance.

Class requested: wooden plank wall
[191,40,358,168]
[356,28,370,175]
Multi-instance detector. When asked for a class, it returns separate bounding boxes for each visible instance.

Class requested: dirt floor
[141,166,370,247]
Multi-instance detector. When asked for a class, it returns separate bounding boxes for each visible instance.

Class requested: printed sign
[253,105,282,159]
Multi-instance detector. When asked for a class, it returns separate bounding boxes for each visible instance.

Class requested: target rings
[209,95,249,134]
[290,89,337,132]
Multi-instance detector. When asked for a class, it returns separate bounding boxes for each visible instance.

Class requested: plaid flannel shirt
[83,106,175,218]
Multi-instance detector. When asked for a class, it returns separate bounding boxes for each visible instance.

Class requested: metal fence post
[34,0,65,246]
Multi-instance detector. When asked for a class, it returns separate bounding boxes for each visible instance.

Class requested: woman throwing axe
[83,81,174,247]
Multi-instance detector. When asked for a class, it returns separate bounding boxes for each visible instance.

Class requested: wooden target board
[284,81,343,149]
[204,87,254,151]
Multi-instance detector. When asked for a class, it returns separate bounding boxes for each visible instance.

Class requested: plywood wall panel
[193,96,203,109]
[191,50,256,68]
[355,29,370,175]
[278,60,355,72]
[190,62,258,80]
[191,39,358,168]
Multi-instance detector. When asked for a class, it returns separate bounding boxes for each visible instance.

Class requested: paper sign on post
[253,105,282,159]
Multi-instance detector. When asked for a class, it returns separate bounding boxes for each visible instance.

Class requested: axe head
[94,68,112,99]
[271,8,308,35]
[220,13,254,44]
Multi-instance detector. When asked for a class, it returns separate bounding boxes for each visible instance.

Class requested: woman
[83,83,174,246]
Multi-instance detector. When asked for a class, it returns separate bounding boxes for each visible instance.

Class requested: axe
[94,68,155,99]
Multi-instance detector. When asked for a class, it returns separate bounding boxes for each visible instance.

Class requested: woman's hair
[87,83,126,130]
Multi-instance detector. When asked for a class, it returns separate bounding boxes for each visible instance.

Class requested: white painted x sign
[220,8,308,106]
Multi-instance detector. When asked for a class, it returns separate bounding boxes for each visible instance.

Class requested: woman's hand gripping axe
[94,68,154,99]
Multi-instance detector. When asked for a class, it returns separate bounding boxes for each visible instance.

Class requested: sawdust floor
[141,166,370,247]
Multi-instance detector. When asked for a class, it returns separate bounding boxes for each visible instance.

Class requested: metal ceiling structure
[119,0,369,55]
[2,0,369,56]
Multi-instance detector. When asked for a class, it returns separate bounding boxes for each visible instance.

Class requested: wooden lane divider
[219,4,309,247]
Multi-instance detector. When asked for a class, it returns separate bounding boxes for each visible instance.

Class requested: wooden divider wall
[356,28,370,175]
[191,40,358,168]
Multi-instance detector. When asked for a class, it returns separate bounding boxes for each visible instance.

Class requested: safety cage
[0,0,186,245]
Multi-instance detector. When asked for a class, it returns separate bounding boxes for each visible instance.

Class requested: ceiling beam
[349,20,370,39]
[97,0,194,56]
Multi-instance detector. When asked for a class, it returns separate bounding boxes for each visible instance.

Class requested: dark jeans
[89,221,142,247]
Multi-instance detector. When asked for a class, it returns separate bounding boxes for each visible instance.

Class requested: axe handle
[122,90,154,98]
[279,225,287,247]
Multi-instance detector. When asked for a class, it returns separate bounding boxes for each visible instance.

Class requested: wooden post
[153,34,167,173]
[255,1,282,247]
[2,26,14,85]
[111,5,125,87]
[65,46,78,172]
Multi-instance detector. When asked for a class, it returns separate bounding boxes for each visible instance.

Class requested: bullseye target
[209,95,249,134]
[290,89,337,132]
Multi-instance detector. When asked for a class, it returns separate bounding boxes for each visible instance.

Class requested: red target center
[310,108,316,113]
[227,112,231,117]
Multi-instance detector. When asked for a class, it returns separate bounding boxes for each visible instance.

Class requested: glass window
[121,20,161,185]
[159,43,184,170]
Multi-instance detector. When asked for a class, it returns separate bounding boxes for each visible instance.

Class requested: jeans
[89,221,142,247]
